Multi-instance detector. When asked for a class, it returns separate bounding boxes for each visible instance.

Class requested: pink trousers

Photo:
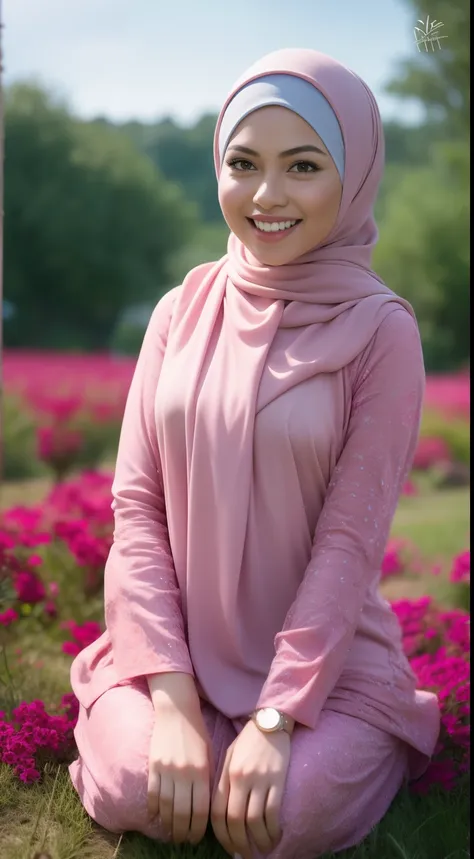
[69,679,409,859]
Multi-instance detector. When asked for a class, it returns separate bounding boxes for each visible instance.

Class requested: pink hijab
[157,49,415,671]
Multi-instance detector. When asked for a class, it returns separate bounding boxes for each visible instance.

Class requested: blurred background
[1,0,470,485]
[0,8,471,845]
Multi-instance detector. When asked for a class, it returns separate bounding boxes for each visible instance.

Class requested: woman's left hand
[211,719,291,858]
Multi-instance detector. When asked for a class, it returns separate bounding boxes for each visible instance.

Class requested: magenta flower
[0,608,19,626]
[413,436,452,471]
[402,479,418,496]
[14,571,46,604]
[450,550,470,584]
[1,466,468,793]
[61,620,102,655]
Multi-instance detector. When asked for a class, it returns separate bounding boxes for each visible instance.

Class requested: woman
[68,48,440,859]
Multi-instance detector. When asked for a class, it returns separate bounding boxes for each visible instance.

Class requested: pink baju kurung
[69,284,440,859]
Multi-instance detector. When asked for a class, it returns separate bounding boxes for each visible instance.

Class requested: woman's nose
[253,176,287,210]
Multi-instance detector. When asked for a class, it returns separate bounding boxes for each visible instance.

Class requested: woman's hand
[211,719,291,858]
[146,690,213,845]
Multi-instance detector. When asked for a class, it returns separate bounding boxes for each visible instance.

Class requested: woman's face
[218,106,343,266]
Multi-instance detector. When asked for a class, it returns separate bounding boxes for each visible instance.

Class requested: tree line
[2,0,469,370]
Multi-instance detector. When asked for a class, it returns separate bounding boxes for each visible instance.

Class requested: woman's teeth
[253,219,298,232]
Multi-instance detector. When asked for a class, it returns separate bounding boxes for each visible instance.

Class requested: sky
[3,0,427,126]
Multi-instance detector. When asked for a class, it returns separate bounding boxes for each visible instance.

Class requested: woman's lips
[246,217,302,243]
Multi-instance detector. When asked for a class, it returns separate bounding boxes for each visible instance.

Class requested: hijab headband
[217,73,346,181]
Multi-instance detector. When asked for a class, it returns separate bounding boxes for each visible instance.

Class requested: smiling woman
[67,47,440,859]
[219,107,342,262]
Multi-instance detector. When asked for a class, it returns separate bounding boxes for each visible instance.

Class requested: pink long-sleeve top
[70,286,440,774]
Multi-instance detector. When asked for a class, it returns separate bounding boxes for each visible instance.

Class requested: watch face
[257,708,281,730]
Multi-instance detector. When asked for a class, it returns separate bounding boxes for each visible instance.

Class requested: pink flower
[2,463,468,793]
[381,539,415,580]
[0,608,19,627]
[14,571,46,604]
[37,426,83,460]
[402,479,418,496]
[62,641,80,657]
[43,600,58,619]
[61,620,102,655]
[381,546,403,578]
[413,437,452,471]
[450,550,470,584]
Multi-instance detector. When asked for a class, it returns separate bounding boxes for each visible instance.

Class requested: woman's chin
[244,240,299,267]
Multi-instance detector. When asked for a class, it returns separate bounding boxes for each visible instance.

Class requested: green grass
[392,487,470,560]
[0,483,470,858]
[0,764,469,859]
[381,486,470,606]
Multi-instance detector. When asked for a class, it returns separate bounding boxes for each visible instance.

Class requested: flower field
[3,349,471,484]
[0,351,470,858]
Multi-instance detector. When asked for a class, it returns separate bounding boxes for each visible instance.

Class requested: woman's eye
[227,158,255,171]
[289,161,319,173]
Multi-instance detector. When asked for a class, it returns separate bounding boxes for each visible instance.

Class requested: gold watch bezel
[252,707,289,733]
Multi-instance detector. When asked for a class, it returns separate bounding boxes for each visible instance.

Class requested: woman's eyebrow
[227,144,328,157]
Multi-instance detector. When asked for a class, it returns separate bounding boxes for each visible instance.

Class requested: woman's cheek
[219,183,248,219]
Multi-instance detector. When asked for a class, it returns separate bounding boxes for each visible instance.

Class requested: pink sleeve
[104,287,195,685]
[256,309,425,729]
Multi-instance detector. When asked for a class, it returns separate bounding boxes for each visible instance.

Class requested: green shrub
[109,316,147,357]
[2,393,48,481]
[73,413,121,470]
[420,410,470,465]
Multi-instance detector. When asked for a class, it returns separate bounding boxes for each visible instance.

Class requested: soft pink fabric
[70,49,440,779]
[70,678,409,859]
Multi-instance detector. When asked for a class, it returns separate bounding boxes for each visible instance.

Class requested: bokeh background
[1,0,470,485]
[0,2,471,857]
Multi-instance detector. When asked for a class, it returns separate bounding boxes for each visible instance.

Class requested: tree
[3,84,198,350]
[143,114,223,223]
[373,140,469,370]
[384,0,470,138]
[378,0,470,370]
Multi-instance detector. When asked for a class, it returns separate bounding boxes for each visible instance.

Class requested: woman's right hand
[147,700,213,845]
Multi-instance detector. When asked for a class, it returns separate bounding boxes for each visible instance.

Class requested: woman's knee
[271,717,408,859]
[276,764,344,857]
[71,683,159,836]
[70,746,157,836]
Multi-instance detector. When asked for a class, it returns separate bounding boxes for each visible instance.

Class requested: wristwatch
[251,707,293,735]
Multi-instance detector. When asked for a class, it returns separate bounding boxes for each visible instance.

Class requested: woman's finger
[226,780,252,857]
[172,779,193,843]
[146,768,161,821]
[211,757,233,854]
[264,782,284,847]
[246,785,274,854]
[188,777,211,844]
[158,773,175,837]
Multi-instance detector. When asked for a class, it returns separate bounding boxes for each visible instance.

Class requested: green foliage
[385,0,470,138]
[3,2,470,370]
[2,391,120,484]
[378,0,470,369]
[72,415,121,472]
[110,224,230,356]
[124,113,222,223]
[3,85,199,351]
[109,313,152,357]
[169,222,230,284]
[1,767,467,859]
[373,140,469,370]
[2,394,48,481]
[421,409,471,464]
